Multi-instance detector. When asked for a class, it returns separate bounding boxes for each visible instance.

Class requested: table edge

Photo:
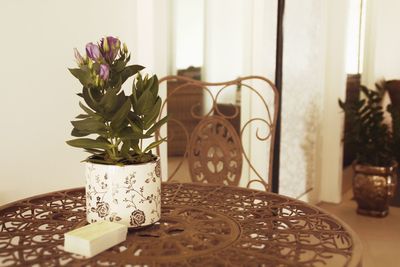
[0,182,363,267]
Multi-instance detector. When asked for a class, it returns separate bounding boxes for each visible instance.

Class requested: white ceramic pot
[85,158,161,228]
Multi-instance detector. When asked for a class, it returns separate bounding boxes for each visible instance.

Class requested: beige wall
[363,0,400,87]
[0,0,168,205]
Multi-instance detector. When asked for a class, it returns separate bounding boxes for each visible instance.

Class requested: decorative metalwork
[353,162,398,217]
[188,116,243,186]
[158,76,279,191]
[0,183,362,266]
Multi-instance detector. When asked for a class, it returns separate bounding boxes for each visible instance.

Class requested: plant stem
[106,121,117,160]
[113,137,120,158]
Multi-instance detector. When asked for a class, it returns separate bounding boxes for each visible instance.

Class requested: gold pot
[353,162,398,217]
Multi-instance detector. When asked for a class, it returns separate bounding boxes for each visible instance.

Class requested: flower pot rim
[85,156,159,168]
[353,161,398,174]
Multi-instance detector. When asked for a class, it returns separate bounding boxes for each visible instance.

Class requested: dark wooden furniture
[166,80,203,156]
[343,74,361,167]
[0,183,362,266]
[385,80,400,107]
[215,103,241,134]
[383,79,400,207]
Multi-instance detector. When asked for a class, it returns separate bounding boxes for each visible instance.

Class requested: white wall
[204,0,247,102]
[362,0,400,87]
[318,0,349,203]
[0,0,169,205]
[173,0,204,71]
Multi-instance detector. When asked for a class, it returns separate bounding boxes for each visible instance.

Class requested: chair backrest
[157,75,279,191]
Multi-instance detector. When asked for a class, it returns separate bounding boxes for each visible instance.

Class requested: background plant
[67,36,167,165]
[339,86,394,167]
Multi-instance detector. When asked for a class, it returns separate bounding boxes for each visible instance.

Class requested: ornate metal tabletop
[0,183,361,266]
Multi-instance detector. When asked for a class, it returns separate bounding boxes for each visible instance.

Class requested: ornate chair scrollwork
[157,76,279,191]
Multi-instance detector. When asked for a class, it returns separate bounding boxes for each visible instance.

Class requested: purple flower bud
[100,36,121,62]
[99,64,110,81]
[86,43,102,61]
[73,48,84,66]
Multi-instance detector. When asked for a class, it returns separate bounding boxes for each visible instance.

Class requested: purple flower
[101,36,121,63]
[73,48,84,66]
[99,64,110,80]
[86,42,102,61]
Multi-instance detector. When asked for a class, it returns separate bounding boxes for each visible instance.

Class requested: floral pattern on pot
[130,210,146,227]
[155,161,161,178]
[85,158,161,227]
[94,201,110,218]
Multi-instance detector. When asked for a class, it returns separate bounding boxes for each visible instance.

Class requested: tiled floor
[319,189,400,267]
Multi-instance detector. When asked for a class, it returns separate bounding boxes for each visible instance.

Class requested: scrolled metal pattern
[0,183,361,266]
[158,76,279,191]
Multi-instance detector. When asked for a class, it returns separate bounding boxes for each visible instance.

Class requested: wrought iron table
[0,183,362,266]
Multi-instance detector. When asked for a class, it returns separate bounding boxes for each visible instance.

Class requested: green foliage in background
[339,86,394,167]
[67,37,167,165]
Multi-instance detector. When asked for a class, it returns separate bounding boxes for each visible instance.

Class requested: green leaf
[120,127,152,140]
[67,138,112,150]
[143,97,162,129]
[96,136,110,143]
[71,118,106,132]
[99,87,120,113]
[146,115,168,135]
[111,91,127,115]
[69,68,92,86]
[110,99,131,130]
[76,114,90,119]
[136,89,154,115]
[127,117,143,133]
[121,65,145,84]
[150,75,159,98]
[113,56,127,72]
[131,142,142,154]
[120,140,132,159]
[82,87,100,111]
[84,148,104,155]
[128,112,144,129]
[130,93,138,110]
[79,102,97,117]
[71,128,90,137]
[143,138,167,153]
[135,73,144,97]
[143,75,155,94]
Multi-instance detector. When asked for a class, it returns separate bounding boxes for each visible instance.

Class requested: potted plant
[67,36,167,227]
[339,86,397,217]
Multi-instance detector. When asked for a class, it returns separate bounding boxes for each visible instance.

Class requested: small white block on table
[64,221,127,257]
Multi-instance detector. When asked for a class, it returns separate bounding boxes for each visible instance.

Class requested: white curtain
[279,0,328,201]
[202,0,277,190]
[202,0,350,202]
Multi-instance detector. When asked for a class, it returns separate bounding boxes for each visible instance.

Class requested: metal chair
[157,75,279,191]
